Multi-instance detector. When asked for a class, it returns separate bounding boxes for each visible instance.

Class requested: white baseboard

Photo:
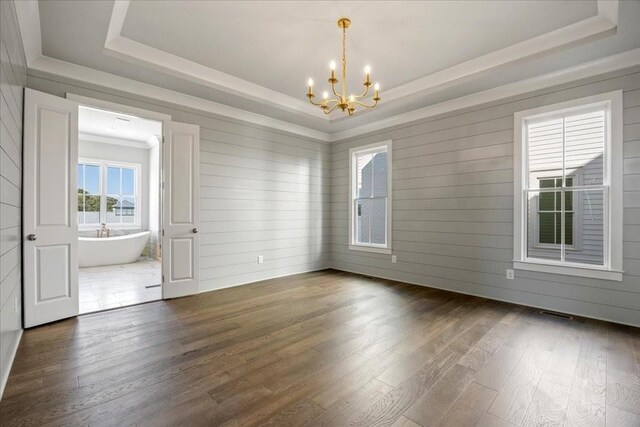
[0,329,23,401]
[198,266,331,295]
[330,266,640,328]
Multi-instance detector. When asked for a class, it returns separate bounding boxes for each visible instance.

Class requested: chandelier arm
[330,80,341,99]
[323,102,341,115]
[352,99,379,109]
[306,17,378,117]
[307,97,324,106]
[356,84,370,99]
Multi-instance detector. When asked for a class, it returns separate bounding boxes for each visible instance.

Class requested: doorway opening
[77,106,162,314]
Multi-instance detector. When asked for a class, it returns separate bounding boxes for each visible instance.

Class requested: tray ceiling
[25,0,640,137]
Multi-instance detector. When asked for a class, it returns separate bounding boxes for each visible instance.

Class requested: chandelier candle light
[306,17,380,116]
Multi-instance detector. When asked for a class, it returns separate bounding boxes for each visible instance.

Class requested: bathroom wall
[0,0,25,397]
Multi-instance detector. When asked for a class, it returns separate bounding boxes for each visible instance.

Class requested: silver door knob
[192,228,198,233]
[27,234,36,241]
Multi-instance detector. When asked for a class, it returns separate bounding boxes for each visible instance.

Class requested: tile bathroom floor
[79,258,162,314]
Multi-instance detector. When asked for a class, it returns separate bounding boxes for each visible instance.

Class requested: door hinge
[162,275,165,283]
[162,229,165,236]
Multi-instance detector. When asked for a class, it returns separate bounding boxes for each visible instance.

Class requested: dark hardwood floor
[1,269,639,426]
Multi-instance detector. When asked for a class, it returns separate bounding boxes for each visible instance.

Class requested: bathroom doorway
[76,106,163,314]
[23,88,200,328]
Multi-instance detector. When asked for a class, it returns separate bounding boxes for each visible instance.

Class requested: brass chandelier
[306,17,380,116]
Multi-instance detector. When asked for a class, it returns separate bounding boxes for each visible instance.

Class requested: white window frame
[513,91,623,281]
[78,158,142,230]
[349,140,392,254]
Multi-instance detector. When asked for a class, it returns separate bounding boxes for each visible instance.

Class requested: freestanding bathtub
[79,231,151,268]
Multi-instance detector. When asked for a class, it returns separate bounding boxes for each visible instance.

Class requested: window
[514,91,623,281]
[349,141,392,253]
[532,174,579,249]
[77,160,140,228]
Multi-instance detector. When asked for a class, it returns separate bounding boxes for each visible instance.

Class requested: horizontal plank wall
[26,72,331,293]
[0,0,26,397]
[330,66,640,326]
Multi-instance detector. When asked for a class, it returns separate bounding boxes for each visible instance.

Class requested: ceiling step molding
[14,0,640,142]
[27,47,640,142]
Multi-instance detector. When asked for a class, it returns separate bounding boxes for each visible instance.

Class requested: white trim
[513,261,622,281]
[0,329,23,400]
[69,93,172,122]
[104,0,325,121]
[381,8,617,105]
[27,48,640,143]
[513,90,623,280]
[31,56,331,142]
[348,245,392,255]
[331,48,640,141]
[331,266,636,327]
[348,140,393,252]
[13,0,41,66]
[597,0,619,25]
[15,0,640,143]
[102,0,618,124]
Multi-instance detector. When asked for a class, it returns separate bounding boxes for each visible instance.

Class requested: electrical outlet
[506,269,515,280]
[258,255,264,264]
[391,255,397,263]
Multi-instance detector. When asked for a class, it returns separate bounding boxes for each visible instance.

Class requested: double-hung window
[349,141,392,254]
[77,160,140,228]
[514,91,623,281]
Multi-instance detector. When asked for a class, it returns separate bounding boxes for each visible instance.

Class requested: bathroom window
[77,160,140,228]
[107,166,137,225]
[77,163,102,225]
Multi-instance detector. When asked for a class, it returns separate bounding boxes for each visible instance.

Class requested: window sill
[513,260,623,281]
[349,245,392,255]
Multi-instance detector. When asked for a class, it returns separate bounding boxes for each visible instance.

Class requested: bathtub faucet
[97,223,110,238]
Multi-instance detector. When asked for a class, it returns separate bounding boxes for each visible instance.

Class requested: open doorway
[23,88,200,328]
[76,106,162,314]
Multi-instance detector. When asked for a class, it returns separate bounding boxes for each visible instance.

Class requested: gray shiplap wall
[26,73,331,294]
[330,67,640,327]
[0,0,25,395]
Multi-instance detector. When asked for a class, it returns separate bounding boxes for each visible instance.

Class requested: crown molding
[103,0,619,125]
[379,1,618,106]
[104,0,328,121]
[331,47,640,141]
[28,56,333,141]
[15,0,638,144]
[28,47,640,144]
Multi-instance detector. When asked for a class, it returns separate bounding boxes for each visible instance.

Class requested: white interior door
[162,121,200,298]
[23,88,79,328]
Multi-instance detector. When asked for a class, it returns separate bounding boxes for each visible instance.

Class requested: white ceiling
[79,106,162,146]
[31,1,640,136]
[121,1,597,99]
